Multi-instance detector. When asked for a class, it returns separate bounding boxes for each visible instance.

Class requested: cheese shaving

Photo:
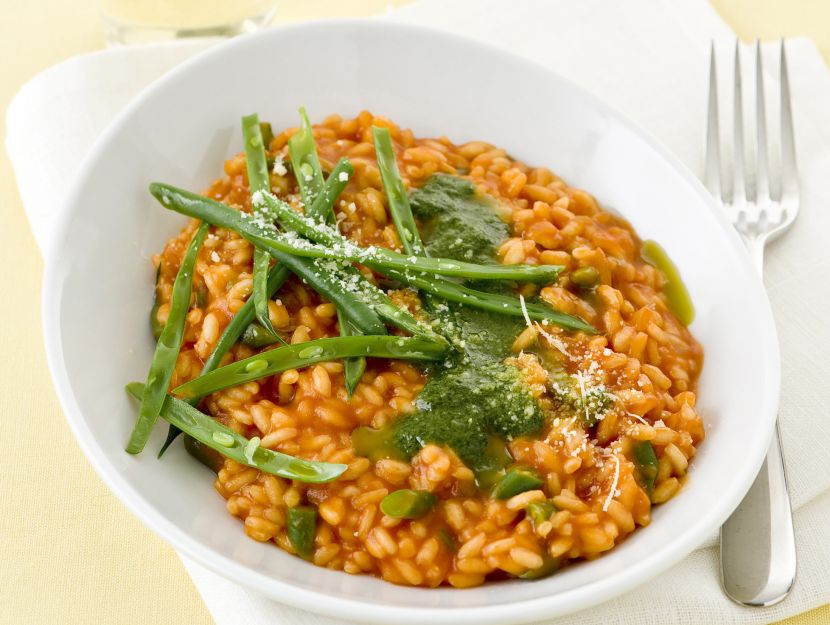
[603,454,621,512]
[519,294,533,328]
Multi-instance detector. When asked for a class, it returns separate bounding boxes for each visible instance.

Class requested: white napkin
[7,1,830,623]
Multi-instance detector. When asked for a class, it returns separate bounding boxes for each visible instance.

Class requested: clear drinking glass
[98,0,278,45]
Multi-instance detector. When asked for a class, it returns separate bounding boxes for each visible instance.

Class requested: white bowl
[43,20,779,625]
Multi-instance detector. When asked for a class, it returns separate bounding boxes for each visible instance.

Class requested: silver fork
[706,40,798,607]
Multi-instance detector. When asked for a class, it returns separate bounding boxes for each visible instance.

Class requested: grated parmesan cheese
[603,454,621,511]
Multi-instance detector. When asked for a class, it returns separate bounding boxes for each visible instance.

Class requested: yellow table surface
[1,1,827,623]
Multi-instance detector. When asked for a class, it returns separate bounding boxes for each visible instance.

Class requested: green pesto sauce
[641,240,695,326]
[409,174,509,264]
[393,303,543,471]
[354,175,542,472]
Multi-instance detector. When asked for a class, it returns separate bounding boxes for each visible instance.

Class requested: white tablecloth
[7,1,830,623]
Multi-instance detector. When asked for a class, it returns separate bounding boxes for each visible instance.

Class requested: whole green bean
[382,268,596,333]
[150,265,165,341]
[288,117,366,395]
[338,316,366,396]
[372,125,448,321]
[252,191,561,283]
[173,335,448,400]
[242,113,281,339]
[127,223,208,454]
[306,158,352,223]
[373,126,424,256]
[126,383,346,482]
[288,107,326,208]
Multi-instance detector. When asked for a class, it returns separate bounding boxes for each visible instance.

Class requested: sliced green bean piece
[519,555,562,580]
[373,126,424,256]
[380,489,437,519]
[570,266,601,289]
[184,436,225,473]
[438,528,457,553]
[491,467,544,499]
[173,335,448,400]
[351,425,403,462]
[526,500,557,528]
[287,506,317,559]
[243,113,282,340]
[150,183,438,341]
[126,383,346,482]
[127,223,208,454]
[241,321,283,348]
[633,440,659,497]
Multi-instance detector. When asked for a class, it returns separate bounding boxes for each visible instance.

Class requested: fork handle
[719,235,797,606]
[720,423,797,605]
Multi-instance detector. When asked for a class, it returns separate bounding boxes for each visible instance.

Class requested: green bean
[289,118,367,396]
[438,528,457,553]
[126,223,208,454]
[150,183,441,342]
[259,121,274,149]
[243,113,282,340]
[203,264,290,374]
[241,321,282,348]
[288,107,326,208]
[151,181,386,336]
[382,268,596,334]
[519,555,562,580]
[287,506,317,559]
[633,441,659,498]
[380,489,436,519]
[149,264,165,340]
[184,436,225,473]
[126,383,346,482]
[491,467,544,499]
[306,158,353,223]
[252,191,560,283]
[172,335,448,400]
[526,500,557,528]
[158,262,293,458]
[569,266,601,289]
[339,317,366,396]
[373,126,424,256]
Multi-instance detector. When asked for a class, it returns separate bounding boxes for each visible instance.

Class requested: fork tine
[704,41,722,199]
[732,41,746,205]
[779,40,799,200]
[755,41,770,204]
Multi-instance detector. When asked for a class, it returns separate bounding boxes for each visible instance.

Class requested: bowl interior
[43,21,778,625]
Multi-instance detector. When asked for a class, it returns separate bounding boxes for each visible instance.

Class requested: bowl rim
[41,18,780,625]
